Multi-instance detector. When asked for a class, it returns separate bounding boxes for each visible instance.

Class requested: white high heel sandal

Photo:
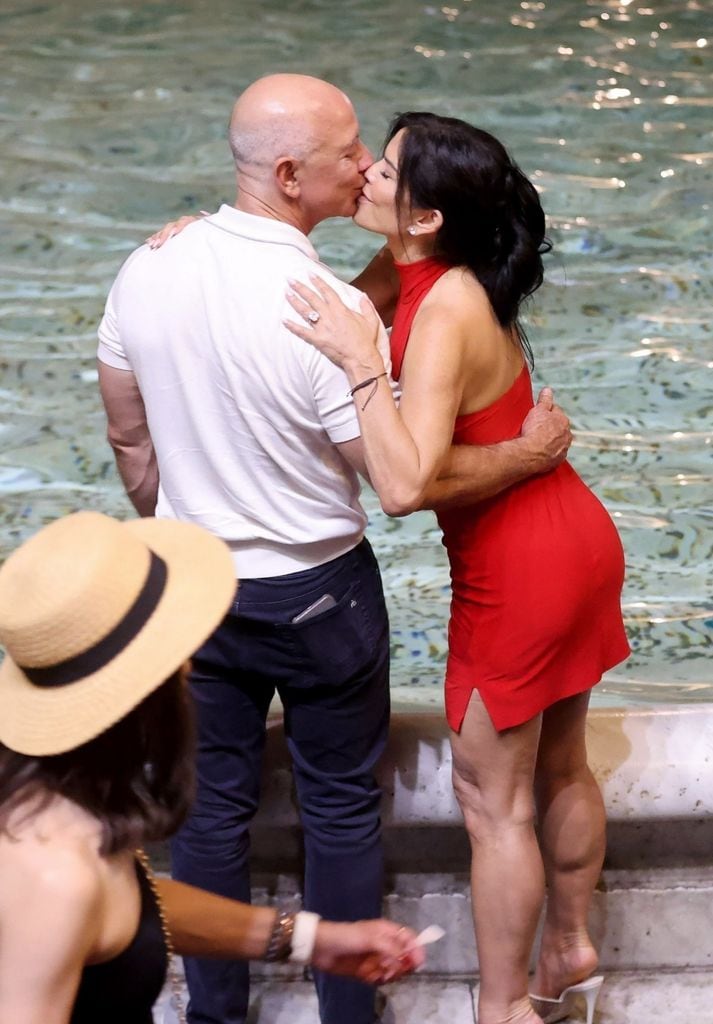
[530,975,604,1024]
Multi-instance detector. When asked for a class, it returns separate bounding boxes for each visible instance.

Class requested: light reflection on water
[0,0,711,708]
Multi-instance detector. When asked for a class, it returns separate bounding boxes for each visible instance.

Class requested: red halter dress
[392,257,630,731]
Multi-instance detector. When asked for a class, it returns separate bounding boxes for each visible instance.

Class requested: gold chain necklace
[135,848,187,1024]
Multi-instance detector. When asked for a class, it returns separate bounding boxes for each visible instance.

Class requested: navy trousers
[171,538,390,1024]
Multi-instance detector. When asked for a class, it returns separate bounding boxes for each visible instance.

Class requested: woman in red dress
[286,113,630,1024]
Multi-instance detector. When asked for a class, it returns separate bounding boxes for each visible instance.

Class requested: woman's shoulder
[0,797,104,912]
[414,266,496,340]
[0,806,107,1015]
[422,266,492,318]
[2,826,102,899]
[0,842,103,994]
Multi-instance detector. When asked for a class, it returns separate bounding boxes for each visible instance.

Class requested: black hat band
[18,552,168,688]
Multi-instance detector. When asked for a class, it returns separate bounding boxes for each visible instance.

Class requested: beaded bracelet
[263,909,297,962]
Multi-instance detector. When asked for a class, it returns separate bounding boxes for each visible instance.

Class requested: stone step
[155,968,713,1024]
[238,865,713,977]
[381,866,713,974]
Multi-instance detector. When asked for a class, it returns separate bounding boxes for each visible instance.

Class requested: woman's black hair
[0,670,194,855]
[388,111,552,366]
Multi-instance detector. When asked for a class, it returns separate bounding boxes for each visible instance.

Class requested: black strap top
[70,858,167,1024]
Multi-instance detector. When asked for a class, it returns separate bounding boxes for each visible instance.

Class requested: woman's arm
[286,277,573,514]
[286,276,467,517]
[157,878,424,982]
[158,878,276,959]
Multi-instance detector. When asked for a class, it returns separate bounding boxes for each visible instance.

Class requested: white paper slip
[414,924,446,946]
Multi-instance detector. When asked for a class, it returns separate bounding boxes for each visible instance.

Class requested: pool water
[0,0,711,707]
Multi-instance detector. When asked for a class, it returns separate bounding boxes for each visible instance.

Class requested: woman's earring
[407,226,417,236]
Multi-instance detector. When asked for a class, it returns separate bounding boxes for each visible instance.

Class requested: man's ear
[275,156,300,197]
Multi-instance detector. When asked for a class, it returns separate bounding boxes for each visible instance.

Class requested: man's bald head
[228,74,356,172]
[228,74,372,233]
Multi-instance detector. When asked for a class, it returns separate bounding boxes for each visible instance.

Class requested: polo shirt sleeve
[97,285,131,369]
[301,275,400,445]
[96,251,145,371]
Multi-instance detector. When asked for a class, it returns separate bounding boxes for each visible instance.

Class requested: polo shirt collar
[209,204,319,261]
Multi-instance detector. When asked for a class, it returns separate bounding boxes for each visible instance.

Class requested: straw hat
[0,511,236,757]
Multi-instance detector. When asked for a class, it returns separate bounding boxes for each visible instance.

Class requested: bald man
[97,74,570,1024]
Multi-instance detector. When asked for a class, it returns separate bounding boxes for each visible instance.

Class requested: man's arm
[335,436,370,484]
[420,388,572,511]
[97,360,158,516]
[336,391,570,512]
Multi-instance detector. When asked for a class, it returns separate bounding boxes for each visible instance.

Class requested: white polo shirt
[97,205,396,578]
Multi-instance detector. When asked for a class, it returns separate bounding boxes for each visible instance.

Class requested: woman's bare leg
[450,691,544,1024]
[532,690,604,996]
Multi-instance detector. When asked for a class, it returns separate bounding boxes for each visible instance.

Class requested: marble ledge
[256,705,713,827]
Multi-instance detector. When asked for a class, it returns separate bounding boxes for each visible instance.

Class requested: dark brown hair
[0,670,195,854]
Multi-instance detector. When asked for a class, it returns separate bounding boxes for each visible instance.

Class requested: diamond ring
[307,310,320,324]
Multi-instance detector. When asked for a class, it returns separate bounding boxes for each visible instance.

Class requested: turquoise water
[1,0,711,707]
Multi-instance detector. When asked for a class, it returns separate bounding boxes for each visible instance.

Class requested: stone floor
[155,969,713,1023]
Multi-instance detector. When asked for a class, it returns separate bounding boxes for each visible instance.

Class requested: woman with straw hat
[0,511,423,1024]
